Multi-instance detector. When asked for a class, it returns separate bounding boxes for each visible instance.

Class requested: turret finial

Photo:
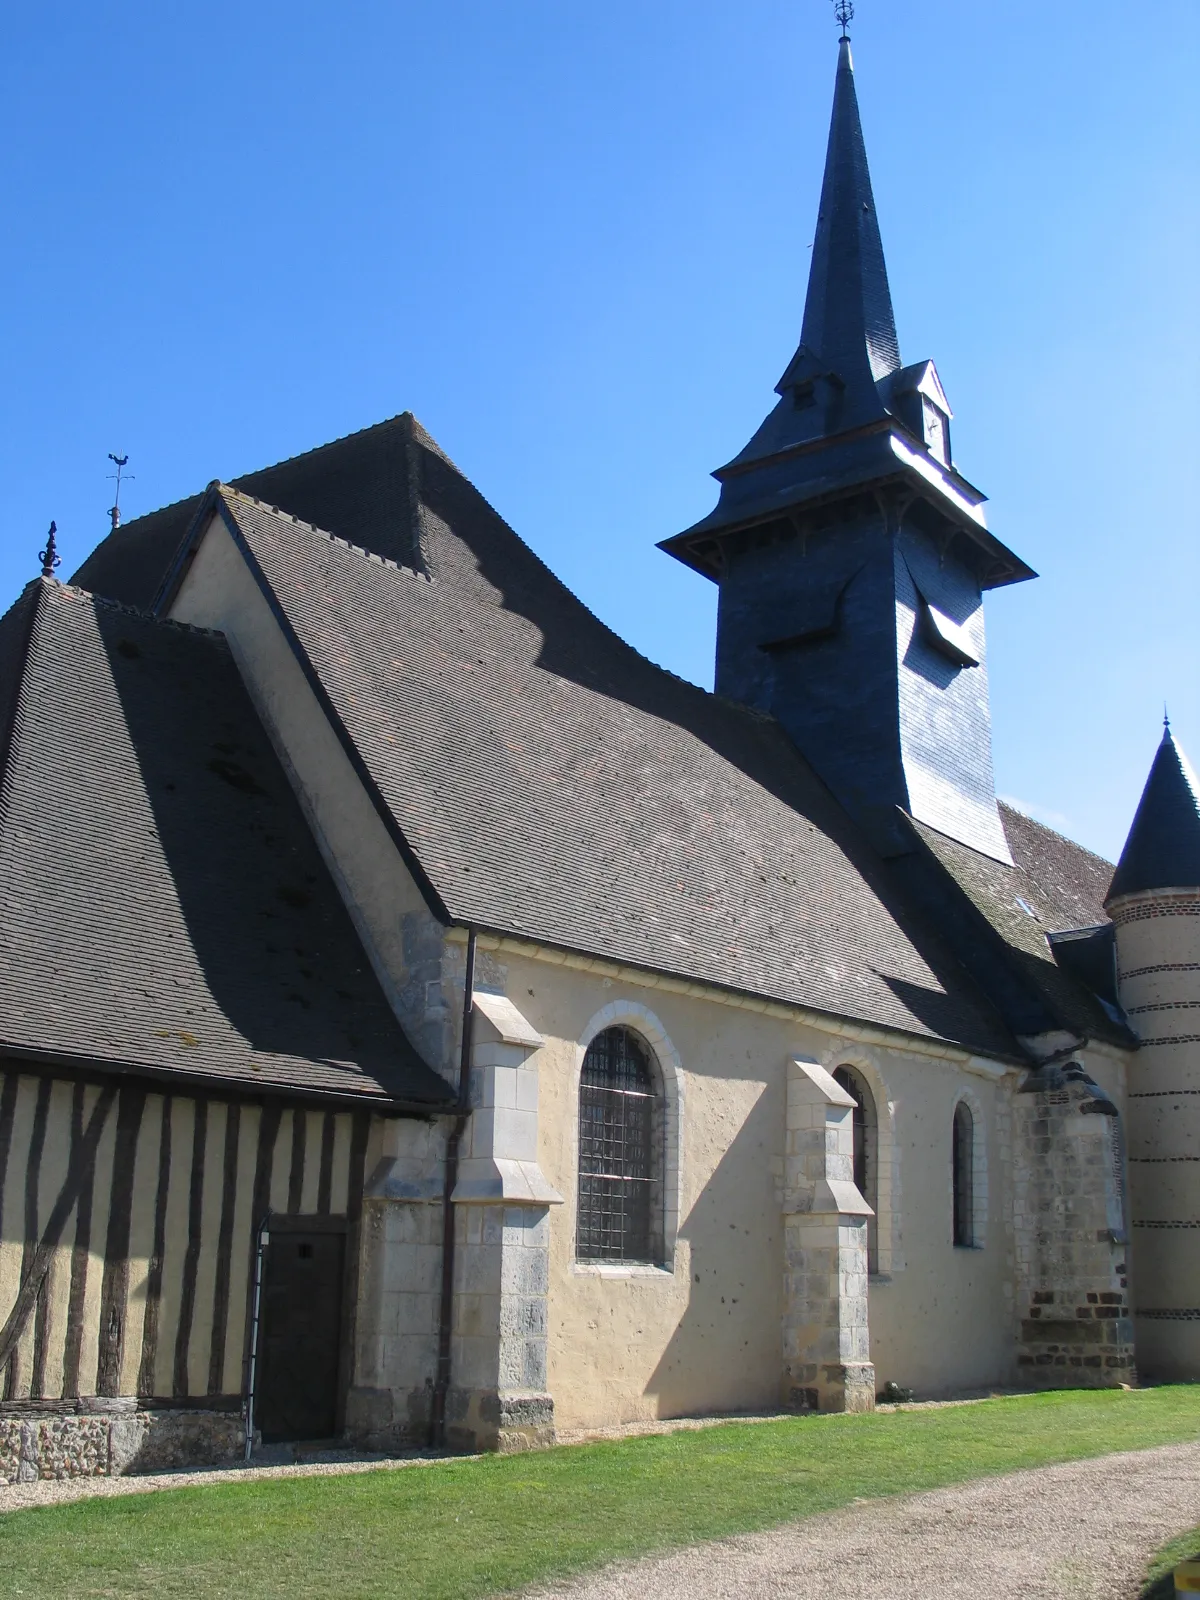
[1165,704,1172,736]
[38,521,60,580]
[833,0,854,39]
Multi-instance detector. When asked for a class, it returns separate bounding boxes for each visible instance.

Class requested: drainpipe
[244,1211,271,1462]
[429,925,476,1448]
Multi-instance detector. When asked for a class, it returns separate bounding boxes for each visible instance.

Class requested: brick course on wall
[1012,1067,1134,1386]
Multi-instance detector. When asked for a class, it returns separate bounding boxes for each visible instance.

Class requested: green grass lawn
[1142,1522,1200,1598]
[3,1388,1200,1600]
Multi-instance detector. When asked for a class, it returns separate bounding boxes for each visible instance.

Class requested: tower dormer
[661,36,1034,862]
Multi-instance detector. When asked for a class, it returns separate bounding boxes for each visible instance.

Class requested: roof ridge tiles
[45,579,230,640]
[71,413,431,561]
[222,410,417,479]
[217,484,431,583]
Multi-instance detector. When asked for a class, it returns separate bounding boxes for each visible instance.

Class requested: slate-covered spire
[778,36,900,408]
[660,29,1034,865]
[1109,724,1200,901]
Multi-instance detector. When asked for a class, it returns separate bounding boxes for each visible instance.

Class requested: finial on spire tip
[38,521,60,580]
[833,0,854,40]
[1165,704,1172,735]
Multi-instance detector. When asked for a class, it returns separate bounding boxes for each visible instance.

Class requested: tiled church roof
[910,809,1131,1047]
[70,413,432,612]
[68,410,1125,1063]
[0,579,453,1109]
[168,459,1021,1058]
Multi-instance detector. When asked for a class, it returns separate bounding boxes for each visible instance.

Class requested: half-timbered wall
[0,1068,371,1409]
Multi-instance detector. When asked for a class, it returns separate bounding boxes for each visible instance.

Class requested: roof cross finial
[833,0,854,39]
[38,521,60,580]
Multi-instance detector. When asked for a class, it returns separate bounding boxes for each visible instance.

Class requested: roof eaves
[465,917,1025,1066]
[0,1040,453,1115]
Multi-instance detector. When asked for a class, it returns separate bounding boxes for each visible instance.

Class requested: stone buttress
[350,987,561,1453]
[781,1056,875,1412]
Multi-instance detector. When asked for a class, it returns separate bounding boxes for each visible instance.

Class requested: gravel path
[527,1441,1200,1600]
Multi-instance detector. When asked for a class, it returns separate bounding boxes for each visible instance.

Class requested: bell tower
[661,36,1034,861]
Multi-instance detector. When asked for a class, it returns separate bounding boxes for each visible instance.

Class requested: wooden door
[256,1222,346,1443]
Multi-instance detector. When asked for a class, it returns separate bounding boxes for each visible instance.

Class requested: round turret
[1109,723,1200,1380]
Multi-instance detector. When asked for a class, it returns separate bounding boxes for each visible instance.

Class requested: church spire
[778,35,900,408]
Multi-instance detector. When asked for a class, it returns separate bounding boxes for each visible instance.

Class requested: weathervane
[107,452,134,533]
[833,0,854,38]
[38,521,60,580]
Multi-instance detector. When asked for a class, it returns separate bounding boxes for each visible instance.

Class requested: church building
[3,33,1199,1480]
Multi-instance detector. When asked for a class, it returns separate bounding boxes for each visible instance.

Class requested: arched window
[952,1101,975,1248]
[577,1026,661,1263]
[834,1066,878,1272]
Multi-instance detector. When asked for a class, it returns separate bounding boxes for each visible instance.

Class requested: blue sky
[2,1,1196,862]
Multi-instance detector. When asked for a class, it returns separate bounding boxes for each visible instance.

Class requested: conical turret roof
[1108,724,1200,901]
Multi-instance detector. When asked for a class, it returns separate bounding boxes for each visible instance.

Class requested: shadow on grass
[1141,1525,1200,1598]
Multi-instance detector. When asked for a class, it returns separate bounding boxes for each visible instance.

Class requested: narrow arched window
[577,1027,661,1263]
[952,1101,975,1248]
[834,1066,878,1272]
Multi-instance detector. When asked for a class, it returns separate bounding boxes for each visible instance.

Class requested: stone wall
[0,1405,244,1482]
[1013,1062,1135,1386]
[1111,888,1200,1381]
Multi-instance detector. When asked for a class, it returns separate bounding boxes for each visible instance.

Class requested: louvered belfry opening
[577,1027,661,1262]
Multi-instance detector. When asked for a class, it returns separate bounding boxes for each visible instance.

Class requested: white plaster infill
[453,992,562,1208]
[576,1000,685,1273]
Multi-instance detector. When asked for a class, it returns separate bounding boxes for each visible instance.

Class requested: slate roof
[780,36,899,414]
[70,413,429,611]
[159,456,1026,1060]
[659,40,1032,592]
[907,806,1132,1047]
[0,579,452,1110]
[1109,727,1200,901]
[65,402,1128,1063]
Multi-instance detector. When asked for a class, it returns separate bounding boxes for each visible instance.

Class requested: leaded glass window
[576,1027,660,1262]
[952,1101,975,1248]
[834,1064,879,1272]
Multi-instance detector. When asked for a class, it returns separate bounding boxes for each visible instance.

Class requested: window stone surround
[572,1001,685,1275]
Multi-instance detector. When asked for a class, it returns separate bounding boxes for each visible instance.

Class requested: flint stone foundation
[0,1407,244,1482]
